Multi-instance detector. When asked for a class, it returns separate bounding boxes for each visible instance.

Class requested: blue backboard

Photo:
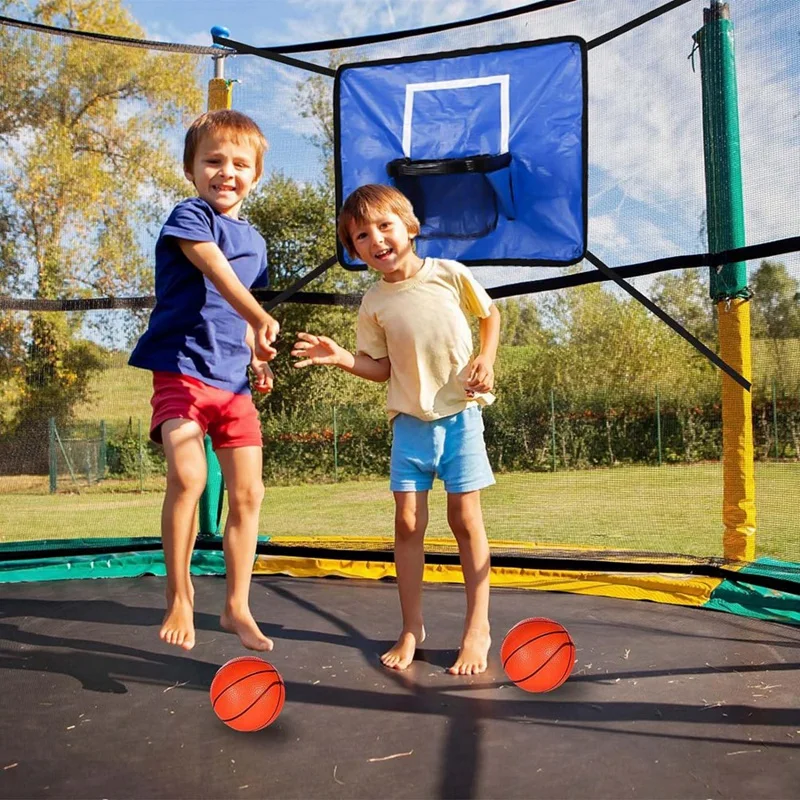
[335,37,587,268]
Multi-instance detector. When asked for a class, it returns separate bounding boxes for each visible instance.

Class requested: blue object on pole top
[334,37,587,268]
[210,25,230,48]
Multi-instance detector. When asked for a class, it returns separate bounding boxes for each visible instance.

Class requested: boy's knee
[395,513,425,541]
[448,508,482,539]
[165,464,207,497]
[228,482,265,513]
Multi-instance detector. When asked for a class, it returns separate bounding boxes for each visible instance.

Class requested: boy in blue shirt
[292,185,500,675]
[130,110,278,652]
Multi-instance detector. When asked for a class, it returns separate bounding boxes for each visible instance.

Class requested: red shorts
[150,372,263,449]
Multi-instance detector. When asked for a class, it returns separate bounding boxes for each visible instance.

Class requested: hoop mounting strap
[387,152,511,177]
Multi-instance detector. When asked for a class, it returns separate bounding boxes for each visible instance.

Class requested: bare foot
[381,626,426,671]
[160,594,195,651]
[220,606,273,652]
[447,626,491,675]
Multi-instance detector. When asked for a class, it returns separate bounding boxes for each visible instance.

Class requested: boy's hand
[251,360,274,394]
[254,316,280,362]
[466,354,495,395]
[291,332,346,368]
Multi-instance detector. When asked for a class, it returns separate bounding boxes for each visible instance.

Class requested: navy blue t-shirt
[129,197,269,394]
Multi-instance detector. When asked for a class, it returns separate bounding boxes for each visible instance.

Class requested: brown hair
[183,109,268,179]
[337,184,420,258]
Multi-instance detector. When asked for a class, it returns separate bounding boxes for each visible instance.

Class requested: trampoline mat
[1,574,798,799]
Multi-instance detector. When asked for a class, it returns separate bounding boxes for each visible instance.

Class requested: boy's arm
[179,239,279,360]
[292,332,390,383]
[478,304,501,362]
[467,304,501,394]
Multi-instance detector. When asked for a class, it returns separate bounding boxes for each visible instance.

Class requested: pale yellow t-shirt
[356,257,496,422]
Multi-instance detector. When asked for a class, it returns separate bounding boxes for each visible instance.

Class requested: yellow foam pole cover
[207,77,232,111]
[718,298,756,561]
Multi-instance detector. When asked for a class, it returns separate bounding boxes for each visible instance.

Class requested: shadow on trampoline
[1,575,798,800]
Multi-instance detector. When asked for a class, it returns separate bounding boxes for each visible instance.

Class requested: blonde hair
[337,184,420,258]
[183,110,268,179]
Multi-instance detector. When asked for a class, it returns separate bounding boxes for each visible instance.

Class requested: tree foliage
[750,260,800,340]
[0,0,204,439]
[749,259,800,385]
[245,174,380,414]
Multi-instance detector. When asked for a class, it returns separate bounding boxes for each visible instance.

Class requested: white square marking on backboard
[401,75,510,159]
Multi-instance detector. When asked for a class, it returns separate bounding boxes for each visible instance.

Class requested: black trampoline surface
[1,574,798,800]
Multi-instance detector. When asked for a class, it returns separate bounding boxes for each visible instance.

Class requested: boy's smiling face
[348,210,421,282]
[185,133,259,218]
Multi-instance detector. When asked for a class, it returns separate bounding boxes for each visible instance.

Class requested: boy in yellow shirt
[292,184,500,674]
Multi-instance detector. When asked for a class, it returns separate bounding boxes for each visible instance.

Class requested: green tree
[0,0,203,461]
[496,296,549,347]
[295,52,347,191]
[549,283,716,409]
[750,260,800,339]
[245,174,378,415]
[244,54,383,418]
[750,259,800,384]
[651,269,717,346]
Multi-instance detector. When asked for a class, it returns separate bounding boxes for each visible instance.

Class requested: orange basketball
[501,617,576,693]
[210,656,285,732]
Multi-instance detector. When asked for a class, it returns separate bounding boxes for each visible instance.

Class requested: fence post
[772,378,779,459]
[99,420,107,480]
[550,388,557,472]
[48,417,57,494]
[137,417,144,492]
[656,387,663,466]
[333,405,339,482]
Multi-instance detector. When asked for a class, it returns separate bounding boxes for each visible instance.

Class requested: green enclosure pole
[48,417,57,494]
[199,435,225,537]
[656,387,663,466]
[695,1,755,561]
[550,389,557,472]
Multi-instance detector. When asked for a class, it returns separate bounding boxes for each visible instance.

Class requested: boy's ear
[183,168,195,184]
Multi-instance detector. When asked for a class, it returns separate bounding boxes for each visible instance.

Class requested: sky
[3,0,797,301]
[114,0,800,292]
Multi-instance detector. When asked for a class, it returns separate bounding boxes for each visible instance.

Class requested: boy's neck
[381,253,425,284]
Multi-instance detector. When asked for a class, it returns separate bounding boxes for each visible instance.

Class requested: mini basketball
[210,656,285,732]
[501,617,576,693]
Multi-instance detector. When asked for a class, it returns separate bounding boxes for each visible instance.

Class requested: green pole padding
[199,434,224,537]
[695,3,749,301]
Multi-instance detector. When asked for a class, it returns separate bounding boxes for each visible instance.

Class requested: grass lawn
[1,463,797,563]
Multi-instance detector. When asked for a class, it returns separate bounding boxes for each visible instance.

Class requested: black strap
[258,0,578,54]
[588,0,695,51]
[211,34,336,77]
[387,152,511,177]
[488,234,800,300]
[261,255,338,311]
[2,236,797,312]
[585,250,751,391]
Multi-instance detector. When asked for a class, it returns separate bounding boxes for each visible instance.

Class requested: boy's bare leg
[216,446,273,651]
[382,491,428,670]
[446,490,491,675]
[159,419,207,651]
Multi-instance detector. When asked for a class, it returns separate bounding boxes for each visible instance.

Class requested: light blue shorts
[390,406,495,494]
